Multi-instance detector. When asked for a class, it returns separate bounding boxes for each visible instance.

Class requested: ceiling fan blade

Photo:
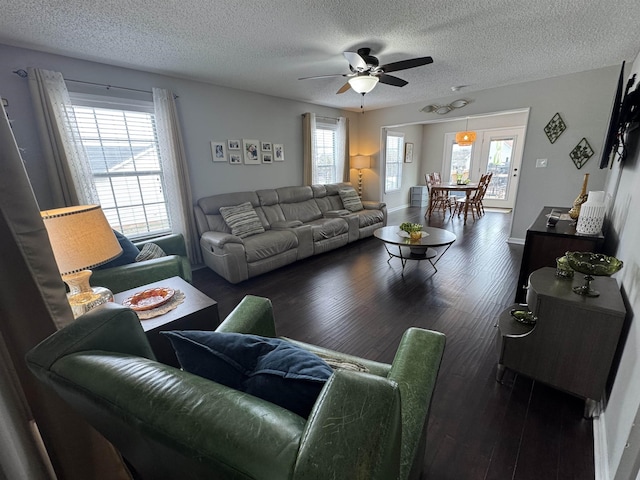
[380,56,433,73]
[378,74,408,87]
[343,51,368,71]
[336,82,351,94]
[298,73,349,80]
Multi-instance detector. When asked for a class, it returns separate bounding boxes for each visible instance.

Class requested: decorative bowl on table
[565,252,623,297]
[122,287,175,311]
[399,222,424,241]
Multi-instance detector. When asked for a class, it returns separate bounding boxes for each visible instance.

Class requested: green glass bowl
[565,252,623,277]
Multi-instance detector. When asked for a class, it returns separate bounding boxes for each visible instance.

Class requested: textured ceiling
[2,0,640,111]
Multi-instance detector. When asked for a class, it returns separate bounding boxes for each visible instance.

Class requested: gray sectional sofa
[194,183,387,283]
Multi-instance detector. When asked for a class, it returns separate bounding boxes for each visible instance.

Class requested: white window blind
[313,119,338,184]
[68,93,171,239]
[385,131,404,192]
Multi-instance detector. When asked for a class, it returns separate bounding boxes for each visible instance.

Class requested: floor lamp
[351,155,371,197]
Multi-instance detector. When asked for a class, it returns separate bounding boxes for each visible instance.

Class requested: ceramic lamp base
[63,270,114,318]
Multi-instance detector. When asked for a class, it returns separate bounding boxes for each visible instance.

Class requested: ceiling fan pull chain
[361,93,365,113]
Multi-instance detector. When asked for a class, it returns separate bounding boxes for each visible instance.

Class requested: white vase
[576,191,606,235]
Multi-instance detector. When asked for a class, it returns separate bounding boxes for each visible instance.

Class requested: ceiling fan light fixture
[348,75,379,94]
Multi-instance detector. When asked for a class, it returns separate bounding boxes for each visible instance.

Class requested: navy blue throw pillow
[161,331,333,418]
[94,230,139,269]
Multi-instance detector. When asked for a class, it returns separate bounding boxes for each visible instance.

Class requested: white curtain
[152,88,202,265]
[336,116,349,182]
[302,112,316,186]
[27,68,98,207]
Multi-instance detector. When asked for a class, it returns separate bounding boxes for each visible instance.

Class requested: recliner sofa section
[194,183,386,283]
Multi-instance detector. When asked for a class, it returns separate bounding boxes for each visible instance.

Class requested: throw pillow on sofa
[219,202,266,238]
[135,242,166,262]
[339,188,363,212]
[94,230,139,269]
[161,331,333,418]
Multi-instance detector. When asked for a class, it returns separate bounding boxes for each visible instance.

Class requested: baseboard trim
[507,237,525,245]
[594,404,610,480]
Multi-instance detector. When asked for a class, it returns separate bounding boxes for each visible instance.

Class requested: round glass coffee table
[374,225,457,273]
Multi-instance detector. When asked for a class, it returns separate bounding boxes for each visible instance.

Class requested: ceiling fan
[299,47,433,95]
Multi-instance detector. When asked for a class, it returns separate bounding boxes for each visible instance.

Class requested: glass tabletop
[374,225,457,247]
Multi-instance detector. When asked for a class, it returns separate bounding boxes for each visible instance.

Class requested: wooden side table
[497,267,626,417]
[114,276,219,367]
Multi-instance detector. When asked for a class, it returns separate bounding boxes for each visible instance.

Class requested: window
[69,94,170,239]
[313,118,339,184]
[384,131,404,192]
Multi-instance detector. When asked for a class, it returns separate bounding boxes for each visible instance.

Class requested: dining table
[427,183,480,224]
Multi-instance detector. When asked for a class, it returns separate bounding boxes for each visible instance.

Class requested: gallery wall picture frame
[228,139,240,151]
[404,142,414,163]
[229,153,242,164]
[211,141,226,162]
[242,139,260,164]
[273,144,284,161]
[261,141,272,152]
[262,153,273,163]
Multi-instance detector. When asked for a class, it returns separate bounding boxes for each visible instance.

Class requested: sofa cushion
[243,230,298,263]
[94,230,137,270]
[219,202,266,238]
[135,242,166,262]
[354,208,384,227]
[162,331,333,418]
[307,217,349,242]
[339,188,364,212]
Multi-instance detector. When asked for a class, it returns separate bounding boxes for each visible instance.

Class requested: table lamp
[351,155,371,197]
[41,205,123,318]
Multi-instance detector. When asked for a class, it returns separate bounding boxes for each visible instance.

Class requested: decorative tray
[510,309,537,325]
[122,287,175,312]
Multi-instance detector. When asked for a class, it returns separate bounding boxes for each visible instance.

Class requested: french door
[443,127,525,209]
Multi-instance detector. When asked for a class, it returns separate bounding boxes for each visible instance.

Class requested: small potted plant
[400,222,423,240]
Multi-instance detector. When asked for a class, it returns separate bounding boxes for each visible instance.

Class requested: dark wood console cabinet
[515,206,604,303]
[497,267,626,417]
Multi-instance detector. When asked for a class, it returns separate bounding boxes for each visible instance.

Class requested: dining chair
[453,173,491,221]
[425,174,453,217]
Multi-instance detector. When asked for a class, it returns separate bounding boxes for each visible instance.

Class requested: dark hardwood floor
[191,206,595,480]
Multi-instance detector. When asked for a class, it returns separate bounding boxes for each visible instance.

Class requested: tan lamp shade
[351,155,371,170]
[41,205,122,275]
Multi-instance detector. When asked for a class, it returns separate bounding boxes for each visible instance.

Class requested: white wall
[358,66,619,240]
[599,52,640,480]
[0,43,360,209]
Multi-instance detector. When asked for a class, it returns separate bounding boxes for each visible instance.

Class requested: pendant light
[455,117,476,146]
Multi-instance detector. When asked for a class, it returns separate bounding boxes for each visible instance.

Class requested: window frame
[313,117,339,184]
[384,131,405,193]
[68,92,171,240]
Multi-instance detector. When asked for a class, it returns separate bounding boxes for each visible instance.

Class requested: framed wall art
[569,138,594,169]
[404,142,414,163]
[211,141,226,162]
[242,139,260,164]
[262,153,273,163]
[544,113,566,144]
[273,144,284,161]
[228,139,240,150]
[229,153,242,164]
[261,141,272,152]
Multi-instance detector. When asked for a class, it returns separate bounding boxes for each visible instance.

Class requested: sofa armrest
[90,255,187,294]
[293,369,402,480]
[271,220,304,229]
[323,209,351,218]
[200,230,244,249]
[215,295,277,338]
[362,201,386,210]
[388,328,446,480]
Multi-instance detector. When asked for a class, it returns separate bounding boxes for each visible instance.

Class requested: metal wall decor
[544,113,566,144]
[570,138,594,169]
[420,99,469,115]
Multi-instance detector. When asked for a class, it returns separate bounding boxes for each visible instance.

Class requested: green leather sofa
[90,233,192,294]
[26,296,445,480]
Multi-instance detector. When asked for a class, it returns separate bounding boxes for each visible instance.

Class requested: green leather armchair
[26,296,445,480]
[90,233,192,294]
